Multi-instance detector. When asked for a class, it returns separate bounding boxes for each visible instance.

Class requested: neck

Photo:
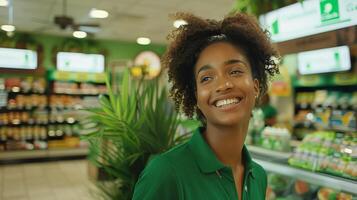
[203,121,249,169]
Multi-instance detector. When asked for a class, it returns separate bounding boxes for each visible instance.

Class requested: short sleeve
[132,155,180,200]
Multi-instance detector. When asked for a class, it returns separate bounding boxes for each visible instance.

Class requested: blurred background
[0,0,356,200]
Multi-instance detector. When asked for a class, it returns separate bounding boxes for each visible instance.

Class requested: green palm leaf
[82,69,189,200]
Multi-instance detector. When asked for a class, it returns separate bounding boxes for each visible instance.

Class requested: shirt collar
[188,127,255,178]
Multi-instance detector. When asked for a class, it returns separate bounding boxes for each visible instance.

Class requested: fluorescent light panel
[1,24,15,32]
[73,31,87,38]
[137,37,151,45]
[89,8,109,18]
[0,0,8,7]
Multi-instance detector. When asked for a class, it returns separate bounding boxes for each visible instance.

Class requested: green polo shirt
[132,128,267,200]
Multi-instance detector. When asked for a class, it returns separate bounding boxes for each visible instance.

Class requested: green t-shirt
[132,128,267,200]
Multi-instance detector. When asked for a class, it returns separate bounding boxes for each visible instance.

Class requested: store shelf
[1,122,48,127]
[253,158,357,195]
[0,147,88,161]
[48,121,78,125]
[0,107,48,112]
[52,92,103,97]
[6,91,46,95]
[247,145,291,161]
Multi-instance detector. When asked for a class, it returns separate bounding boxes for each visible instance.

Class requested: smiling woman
[132,12,280,200]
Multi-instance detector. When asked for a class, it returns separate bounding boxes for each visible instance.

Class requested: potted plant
[82,70,190,199]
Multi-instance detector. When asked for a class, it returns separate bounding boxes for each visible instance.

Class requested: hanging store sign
[259,0,357,42]
[297,46,351,75]
[57,52,105,73]
[0,47,37,70]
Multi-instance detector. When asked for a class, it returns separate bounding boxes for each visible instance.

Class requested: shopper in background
[132,12,279,200]
[260,93,278,126]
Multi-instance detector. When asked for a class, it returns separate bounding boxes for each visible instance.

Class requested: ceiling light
[89,8,109,19]
[1,24,15,32]
[173,19,187,28]
[137,37,151,45]
[73,31,87,38]
[0,0,8,7]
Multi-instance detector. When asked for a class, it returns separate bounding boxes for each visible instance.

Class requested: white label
[57,52,105,73]
[260,0,357,42]
[297,46,351,75]
[0,47,37,69]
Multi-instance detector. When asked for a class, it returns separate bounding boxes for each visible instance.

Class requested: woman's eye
[200,76,212,83]
[230,70,243,75]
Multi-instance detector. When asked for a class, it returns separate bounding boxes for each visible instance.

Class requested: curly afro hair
[162,12,280,119]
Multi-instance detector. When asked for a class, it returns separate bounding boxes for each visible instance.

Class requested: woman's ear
[254,79,260,98]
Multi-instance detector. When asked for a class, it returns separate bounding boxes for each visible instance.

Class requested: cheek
[196,86,210,107]
[242,78,257,98]
[243,78,255,94]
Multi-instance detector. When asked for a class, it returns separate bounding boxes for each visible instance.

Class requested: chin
[211,115,250,127]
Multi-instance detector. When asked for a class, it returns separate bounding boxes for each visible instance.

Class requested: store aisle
[0,160,98,200]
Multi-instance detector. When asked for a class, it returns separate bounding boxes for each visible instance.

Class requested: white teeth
[215,98,240,107]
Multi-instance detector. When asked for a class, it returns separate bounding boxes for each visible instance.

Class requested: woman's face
[194,42,259,127]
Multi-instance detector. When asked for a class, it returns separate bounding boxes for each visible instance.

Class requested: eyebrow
[196,65,212,76]
[224,59,247,66]
[196,59,247,76]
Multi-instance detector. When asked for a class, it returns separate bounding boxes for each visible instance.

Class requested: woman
[132,12,279,200]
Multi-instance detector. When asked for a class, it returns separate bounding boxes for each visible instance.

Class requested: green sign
[260,0,357,42]
[320,0,340,23]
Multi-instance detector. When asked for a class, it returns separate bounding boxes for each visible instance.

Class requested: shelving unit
[0,74,106,162]
[254,157,357,195]
[0,148,88,164]
[247,145,291,161]
[249,145,356,195]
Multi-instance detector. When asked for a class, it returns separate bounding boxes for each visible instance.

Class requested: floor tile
[1,160,97,200]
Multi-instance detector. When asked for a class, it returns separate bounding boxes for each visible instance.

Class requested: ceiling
[0,0,235,44]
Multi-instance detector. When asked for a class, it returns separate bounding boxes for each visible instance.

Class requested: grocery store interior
[0,0,356,200]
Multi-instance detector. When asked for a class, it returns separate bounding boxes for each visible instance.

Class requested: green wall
[11,32,167,70]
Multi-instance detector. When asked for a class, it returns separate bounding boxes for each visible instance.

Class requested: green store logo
[320,0,340,23]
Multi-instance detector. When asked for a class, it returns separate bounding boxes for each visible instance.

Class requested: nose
[215,78,233,93]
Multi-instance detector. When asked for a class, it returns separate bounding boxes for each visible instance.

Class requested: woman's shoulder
[145,141,190,173]
[250,160,268,185]
[251,160,266,175]
[132,144,190,200]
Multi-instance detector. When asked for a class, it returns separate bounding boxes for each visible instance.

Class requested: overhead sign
[57,52,105,73]
[259,0,357,42]
[297,46,351,75]
[0,47,37,70]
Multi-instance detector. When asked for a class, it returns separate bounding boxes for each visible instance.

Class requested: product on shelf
[247,108,265,144]
[288,131,357,180]
[0,126,47,151]
[260,127,291,152]
[351,92,357,110]
[296,92,315,107]
[294,90,357,132]
[5,78,21,92]
[6,94,48,109]
[5,77,46,93]
[50,95,82,109]
[0,110,48,125]
[49,95,101,109]
[317,187,353,200]
[266,172,355,200]
[53,81,107,95]
[266,173,318,200]
[0,78,5,90]
[47,124,80,139]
